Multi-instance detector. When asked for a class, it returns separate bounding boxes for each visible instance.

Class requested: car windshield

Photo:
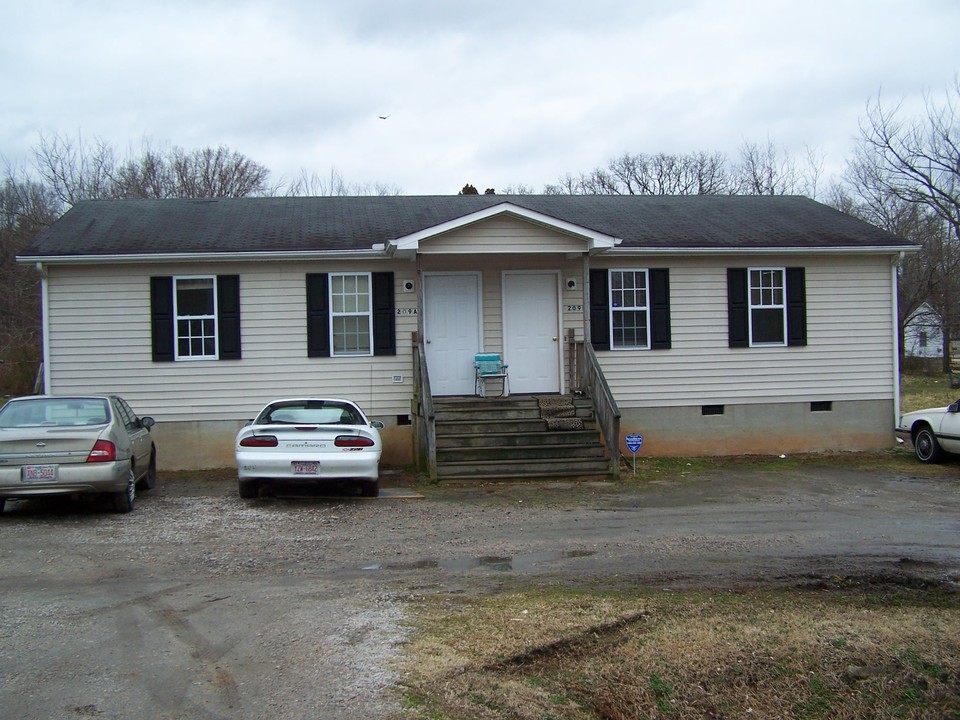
[0,398,110,428]
[259,401,361,425]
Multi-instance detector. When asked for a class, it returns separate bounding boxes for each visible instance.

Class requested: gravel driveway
[1,462,958,719]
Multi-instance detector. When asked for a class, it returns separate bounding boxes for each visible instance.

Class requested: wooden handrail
[569,335,621,480]
[411,333,437,481]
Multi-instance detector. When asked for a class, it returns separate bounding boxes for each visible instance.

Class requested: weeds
[399,585,960,719]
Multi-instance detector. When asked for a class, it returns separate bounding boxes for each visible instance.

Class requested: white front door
[503,272,561,394]
[423,273,481,395]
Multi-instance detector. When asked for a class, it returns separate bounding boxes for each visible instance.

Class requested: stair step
[436,457,613,480]
[438,444,607,463]
[437,430,601,448]
[430,394,613,481]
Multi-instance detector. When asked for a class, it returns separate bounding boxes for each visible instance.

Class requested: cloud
[2,0,958,195]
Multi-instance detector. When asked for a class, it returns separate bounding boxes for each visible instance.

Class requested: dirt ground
[1,459,958,719]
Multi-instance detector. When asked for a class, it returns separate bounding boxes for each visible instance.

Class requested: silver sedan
[235,398,383,498]
[0,395,157,513]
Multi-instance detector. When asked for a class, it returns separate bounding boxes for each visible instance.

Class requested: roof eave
[603,244,920,255]
[16,248,393,265]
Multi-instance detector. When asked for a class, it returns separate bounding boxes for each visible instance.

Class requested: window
[150,275,241,362]
[589,268,671,351]
[330,273,372,355]
[175,277,217,359]
[749,268,786,346]
[306,272,396,358]
[610,270,649,349]
[727,267,806,348]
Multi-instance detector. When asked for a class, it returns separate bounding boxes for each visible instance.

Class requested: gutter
[604,245,920,256]
[36,263,50,395]
[16,248,393,266]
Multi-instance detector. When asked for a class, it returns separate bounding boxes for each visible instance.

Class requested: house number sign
[396,308,418,315]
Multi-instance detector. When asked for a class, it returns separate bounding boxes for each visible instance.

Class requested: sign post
[625,433,643,476]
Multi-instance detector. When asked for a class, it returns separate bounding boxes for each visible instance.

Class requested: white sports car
[896,398,960,463]
[235,398,383,498]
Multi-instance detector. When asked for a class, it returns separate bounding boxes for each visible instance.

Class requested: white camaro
[896,398,960,463]
[235,398,383,498]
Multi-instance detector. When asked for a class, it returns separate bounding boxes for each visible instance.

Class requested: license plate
[23,465,57,482]
[292,461,319,475]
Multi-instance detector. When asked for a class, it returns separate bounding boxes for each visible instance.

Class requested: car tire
[361,479,380,498]
[136,451,158,491]
[238,479,260,499]
[913,425,944,464]
[113,470,136,513]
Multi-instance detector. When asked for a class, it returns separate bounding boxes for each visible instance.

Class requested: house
[903,302,944,359]
[18,194,916,473]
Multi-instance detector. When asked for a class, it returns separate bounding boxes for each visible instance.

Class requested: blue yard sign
[625,433,643,476]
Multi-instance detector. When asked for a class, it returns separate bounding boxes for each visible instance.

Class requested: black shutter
[589,269,610,351]
[150,276,174,362]
[306,273,330,358]
[727,268,749,348]
[217,275,242,360]
[786,267,807,347]
[649,268,671,350]
[372,272,396,356]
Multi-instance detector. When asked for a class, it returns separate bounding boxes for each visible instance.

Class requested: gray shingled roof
[20,194,913,259]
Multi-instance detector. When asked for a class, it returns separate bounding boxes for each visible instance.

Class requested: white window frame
[174,275,218,361]
[748,267,787,347]
[329,272,373,357]
[609,269,650,350]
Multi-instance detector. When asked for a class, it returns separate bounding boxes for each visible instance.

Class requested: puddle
[362,550,594,573]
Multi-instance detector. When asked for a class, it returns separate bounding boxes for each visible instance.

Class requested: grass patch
[901,372,959,413]
[398,584,960,719]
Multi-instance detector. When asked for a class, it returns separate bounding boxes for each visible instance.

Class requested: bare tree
[852,80,960,367]
[0,166,60,393]
[170,146,270,198]
[280,166,401,197]
[32,132,272,204]
[734,140,806,195]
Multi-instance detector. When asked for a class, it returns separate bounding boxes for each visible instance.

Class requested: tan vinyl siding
[592,254,896,407]
[45,262,417,423]
[419,215,588,254]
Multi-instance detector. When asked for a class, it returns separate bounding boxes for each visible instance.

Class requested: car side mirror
[949,401,960,414]
[141,416,156,430]
[371,420,385,429]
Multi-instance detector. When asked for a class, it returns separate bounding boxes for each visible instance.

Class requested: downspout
[891,254,902,424]
[36,262,50,395]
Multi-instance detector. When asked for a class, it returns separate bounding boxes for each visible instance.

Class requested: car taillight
[334,436,375,448]
[240,435,279,447]
[87,439,117,463]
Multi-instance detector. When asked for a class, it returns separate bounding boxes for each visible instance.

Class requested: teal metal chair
[474,353,509,398]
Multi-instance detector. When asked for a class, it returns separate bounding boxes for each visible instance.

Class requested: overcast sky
[3,0,958,196]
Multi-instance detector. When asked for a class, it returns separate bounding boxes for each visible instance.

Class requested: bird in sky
[379,114,390,120]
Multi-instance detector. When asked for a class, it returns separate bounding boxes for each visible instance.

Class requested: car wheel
[238,479,260,499]
[113,470,136,513]
[136,451,158,491]
[913,425,944,464]
[361,479,380,498]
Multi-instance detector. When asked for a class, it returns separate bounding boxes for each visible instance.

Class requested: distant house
[18,195,916,472]
[903,302,944,359]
